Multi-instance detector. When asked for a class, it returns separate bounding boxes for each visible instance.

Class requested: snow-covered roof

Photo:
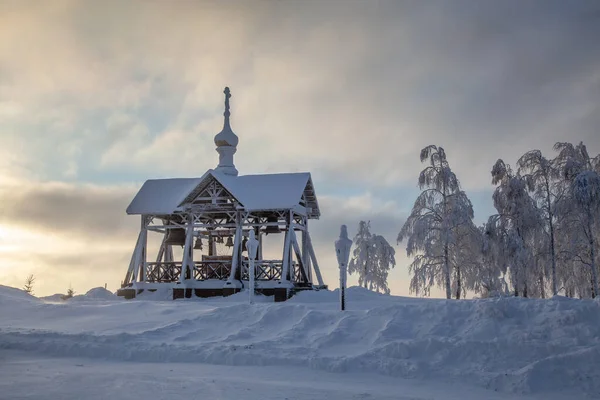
[126,175,207,215]
[127,170,320,217]
[213,172,317,214]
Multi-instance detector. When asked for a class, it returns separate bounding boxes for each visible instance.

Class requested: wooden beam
[306,232,324,287]
[179,214,195,283]
[258,231,263,262]
[140,216,148,282]
[291,230,309,283]
[124,230,144,285]
[280,212,293,283]
[302,217,312,283]
[227,211,244,283]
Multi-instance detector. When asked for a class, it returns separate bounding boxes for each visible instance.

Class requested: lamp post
[245,229,259,304]
[335,225,352,311]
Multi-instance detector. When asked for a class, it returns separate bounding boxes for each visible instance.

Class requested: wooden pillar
[165,244,173,263]
[306,231,324,287]
[125,230,144,285]
[179,213,195,283]
[227,211,243,283]
[291,230,309,283]
[258,231,263,261]
[281,211,294,283]
[140,216,148,282]
[155,237,166,264]
[208,233,215,256]
[302,217,312,283]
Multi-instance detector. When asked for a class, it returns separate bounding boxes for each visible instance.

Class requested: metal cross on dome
[224,87,231,120]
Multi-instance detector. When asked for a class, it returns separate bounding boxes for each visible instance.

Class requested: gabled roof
[127,170,320,218]
[126,171,210,215]
[212,172,315,212]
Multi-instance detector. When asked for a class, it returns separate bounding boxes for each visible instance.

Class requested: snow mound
[1,287,599,397]
[40,293,67,302]
[290,286,409,304]
[69,287,120,302]
[0,284,40,305]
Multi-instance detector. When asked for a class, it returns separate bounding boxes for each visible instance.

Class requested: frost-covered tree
[488,159,542,297]
[23,274,35,295]
[368,234,397,294]
[528,222,551,298]
[349,221,373,287]
[348,221,396,294]
[472,223,508,297]
[517,150,561,295]
[398,145,477,299]
[450,220,482,299]
[569,171,600,297]
[553,142,600,298]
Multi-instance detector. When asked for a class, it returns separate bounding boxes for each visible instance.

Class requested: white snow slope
[1,285,599,399]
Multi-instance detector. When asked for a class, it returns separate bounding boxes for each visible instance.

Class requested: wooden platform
[116,286,309,302]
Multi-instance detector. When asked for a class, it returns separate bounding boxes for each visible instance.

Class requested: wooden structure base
[116,285,325,302]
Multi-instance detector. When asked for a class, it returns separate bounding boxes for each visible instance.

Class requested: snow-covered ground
[1,285,599,399]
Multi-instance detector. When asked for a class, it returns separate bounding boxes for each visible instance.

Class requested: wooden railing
[240,260,284,281]
[193,261,231,280]
[145,262,182,282]
[144,259,296,283]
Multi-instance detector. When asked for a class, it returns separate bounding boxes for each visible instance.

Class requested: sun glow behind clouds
[0,224,38,254]
[0,224,96,256]
[0,221,134,296]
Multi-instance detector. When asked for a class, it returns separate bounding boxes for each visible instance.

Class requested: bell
[241,237,248,251]
[264,215,280,235]
[215,235,224,244]
[225,236,234,247]
[164,228,186,246]
[193,237,203,250]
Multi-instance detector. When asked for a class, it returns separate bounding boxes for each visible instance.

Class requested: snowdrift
[0,284,40,305]
[1,285,599,397]
[40,293,67,302]
[69,287,120,302]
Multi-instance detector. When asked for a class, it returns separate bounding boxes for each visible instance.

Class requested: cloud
[0,179,139,295]
[2,1,597,190]
[0,181,137,237]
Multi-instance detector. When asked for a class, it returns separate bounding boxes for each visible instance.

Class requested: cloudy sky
[0,0,598,297]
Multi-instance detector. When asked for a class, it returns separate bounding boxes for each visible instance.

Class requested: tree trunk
[539,273,545,299]
[455,265,461,299]
[444,243,451,299]
[545,179,558,296]
[522,256,528,297]
[588,210,598,299]
[442,174,451,300]
[364,244,369,289]
[549,216,557,296]
[513,262,519,297]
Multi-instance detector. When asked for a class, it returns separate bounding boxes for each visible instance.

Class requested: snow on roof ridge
[127,170,319,216]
